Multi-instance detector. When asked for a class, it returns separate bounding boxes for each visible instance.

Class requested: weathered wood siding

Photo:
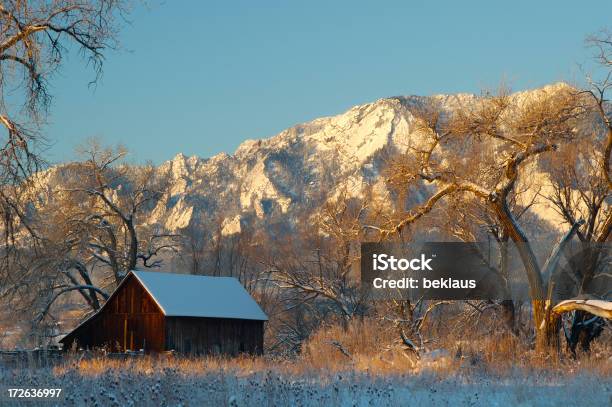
[61,275,165,352]
[165,317,264,355]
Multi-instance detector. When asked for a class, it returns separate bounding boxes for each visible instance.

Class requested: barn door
[123,317,135,351]
[123,317,128,351]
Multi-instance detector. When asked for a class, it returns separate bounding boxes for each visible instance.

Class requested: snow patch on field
[1,366,610,406]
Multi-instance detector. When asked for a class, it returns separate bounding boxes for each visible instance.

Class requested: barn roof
[131,270,268,321]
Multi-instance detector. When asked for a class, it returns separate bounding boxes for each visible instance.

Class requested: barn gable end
[60,273,166,352]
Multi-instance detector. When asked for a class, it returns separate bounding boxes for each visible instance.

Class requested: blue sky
[44,0,612,164]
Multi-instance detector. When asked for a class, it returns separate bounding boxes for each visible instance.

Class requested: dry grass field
[1,354,610,406]
[2,319,610,406]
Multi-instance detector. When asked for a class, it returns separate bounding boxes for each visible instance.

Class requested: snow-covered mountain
[40,84,573,237]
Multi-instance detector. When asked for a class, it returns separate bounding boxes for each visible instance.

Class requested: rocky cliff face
[38,84,573,237]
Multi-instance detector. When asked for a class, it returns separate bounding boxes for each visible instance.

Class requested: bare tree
[0,1,131,345]
[378,298,452,356]
[0,0,130,263]
[537,29,612,355]
[181,221,207,275]
[379,86,585,351]
[438,178,544,336]
[585,29,612,192]
[266,191,370,329]
[32,142,179,326]
[62,142,178,282]
[581,29,612,244]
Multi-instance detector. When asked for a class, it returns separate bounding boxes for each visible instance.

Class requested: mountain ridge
[38,83,573,236]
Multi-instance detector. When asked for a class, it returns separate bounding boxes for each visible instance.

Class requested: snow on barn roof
[132,270,268,321]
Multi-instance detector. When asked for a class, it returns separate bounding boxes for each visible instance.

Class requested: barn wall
[61,275,165,352]
[165,317,264,356]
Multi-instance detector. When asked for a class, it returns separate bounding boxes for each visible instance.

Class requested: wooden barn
[59,270,268,355]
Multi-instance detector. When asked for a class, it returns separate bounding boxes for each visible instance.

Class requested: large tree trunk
[498,235,517,334]
[491,202,550,349]
[491,202,585,352]
[602,125,612,190]
[72,261,102,310]
[538,307,561,351]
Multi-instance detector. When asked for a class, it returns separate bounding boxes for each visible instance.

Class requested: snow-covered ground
[1,365,610,406]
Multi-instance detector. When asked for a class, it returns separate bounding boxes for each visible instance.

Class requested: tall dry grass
[301,316,611,377]
[49,317,610,380]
